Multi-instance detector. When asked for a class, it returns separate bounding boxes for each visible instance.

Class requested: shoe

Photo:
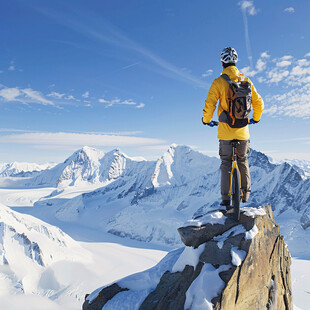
[220,200,232,211]
[220,200,230,207]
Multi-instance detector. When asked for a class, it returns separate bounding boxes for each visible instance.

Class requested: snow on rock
[242,206,266,218]
[245,224,259,240]
[231,247,247,266]
[184,263,229,310]
[213,225,247,243]
[183,210,227,227]
[172,243,205,273]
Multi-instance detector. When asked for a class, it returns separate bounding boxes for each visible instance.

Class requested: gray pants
[219,140,251,201]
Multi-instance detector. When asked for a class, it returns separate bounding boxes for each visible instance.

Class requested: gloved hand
[202,118,216,127]
[206,121,216,127]
[249,118,259,125]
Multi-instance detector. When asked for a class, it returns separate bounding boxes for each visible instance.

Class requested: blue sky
[0,0,310,163]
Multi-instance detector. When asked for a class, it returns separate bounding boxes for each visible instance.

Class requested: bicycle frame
[228,143,243,199]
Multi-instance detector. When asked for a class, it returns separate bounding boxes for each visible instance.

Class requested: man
[202,47,264,208]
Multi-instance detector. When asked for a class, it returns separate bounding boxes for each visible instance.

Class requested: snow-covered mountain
[0,203,90,297]
[29,146,152,188]
[270,158,310,179]
[32,145,310,256]
[0,162,55,177]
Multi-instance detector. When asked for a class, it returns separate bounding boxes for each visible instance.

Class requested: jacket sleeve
[203,79,220,124]
[248,78,264,122]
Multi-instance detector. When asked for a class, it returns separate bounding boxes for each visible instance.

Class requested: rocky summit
[82,205,292,310]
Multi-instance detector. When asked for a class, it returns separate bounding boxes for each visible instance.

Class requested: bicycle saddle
[231,139,240,147]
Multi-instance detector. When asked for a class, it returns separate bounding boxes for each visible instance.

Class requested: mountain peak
[249,149,276,172]
[79,146,105,159]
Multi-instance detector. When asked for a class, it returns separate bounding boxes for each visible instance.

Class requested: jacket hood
[221,66,240,81]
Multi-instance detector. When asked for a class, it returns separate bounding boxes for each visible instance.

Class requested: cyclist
[202,47,264,208]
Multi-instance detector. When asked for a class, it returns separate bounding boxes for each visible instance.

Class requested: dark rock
[140,263,203,310]
[82,283,128,310]
[200,233,245,265]
[177,209,255,248]
[219,266,237,283]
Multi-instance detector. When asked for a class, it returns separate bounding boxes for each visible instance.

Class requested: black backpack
[219,74,252,128]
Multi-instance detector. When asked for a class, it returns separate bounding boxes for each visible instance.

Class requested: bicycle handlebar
[210,120,254,127]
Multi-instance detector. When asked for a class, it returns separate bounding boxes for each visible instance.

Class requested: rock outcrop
[83,205,292,310]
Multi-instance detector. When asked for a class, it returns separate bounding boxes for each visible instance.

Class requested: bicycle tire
[232,169,240,221]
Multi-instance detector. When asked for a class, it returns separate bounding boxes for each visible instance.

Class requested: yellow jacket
[202,66,264,140]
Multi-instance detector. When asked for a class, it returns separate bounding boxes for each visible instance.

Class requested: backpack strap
[221,74,232,84]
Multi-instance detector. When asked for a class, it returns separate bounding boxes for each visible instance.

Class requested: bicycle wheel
[232,169,241,221]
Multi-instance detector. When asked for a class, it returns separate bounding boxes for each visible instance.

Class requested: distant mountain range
[0,162,55,177]
[7,145,305,257]
[270,158,310,178]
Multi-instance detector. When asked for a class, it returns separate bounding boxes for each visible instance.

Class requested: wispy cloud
[8,60,15,71]
[276,60,292,68]
[239,1,259,68]
[240,51,269,77]
[266,152,310,162]
[65,95,76,100]
[202,69,213,78]
[0,128,144,136]
[0,84,146,110]
[47,91,65,99]
[0,88,22,102]
[121,62,140,70]
[0,132,165,149]
[22,88,54,106]
[0,128,40,133]
[99,97,145,109]
[0,86,54,106]
[82,91,89,98]
[34,5,207,88]
[239,1,259,15]
[284,7,295,13]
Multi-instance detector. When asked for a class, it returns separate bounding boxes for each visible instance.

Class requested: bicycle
[211,121,242,221]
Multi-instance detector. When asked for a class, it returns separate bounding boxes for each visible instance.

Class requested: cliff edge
[83,205,292,310]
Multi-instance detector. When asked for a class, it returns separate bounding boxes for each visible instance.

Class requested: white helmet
[221,47,238,64]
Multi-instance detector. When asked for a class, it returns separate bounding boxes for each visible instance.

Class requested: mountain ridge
[18,144,309,258]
